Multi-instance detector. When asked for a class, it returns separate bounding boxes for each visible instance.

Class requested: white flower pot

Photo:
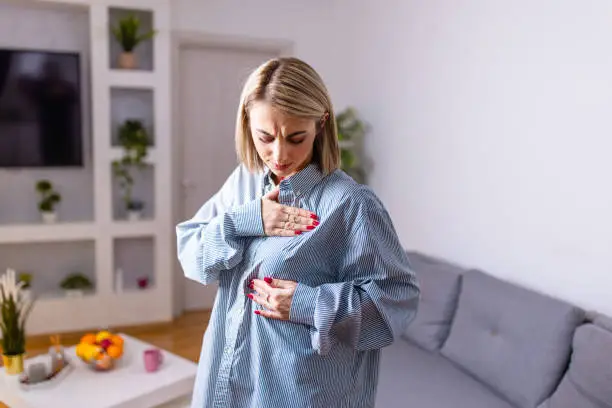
[21,289,32,302]
[64,289,84,298]
[127,210,142,221]
[41,211,57,224]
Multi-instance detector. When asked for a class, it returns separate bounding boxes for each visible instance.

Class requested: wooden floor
[20,310,211,363]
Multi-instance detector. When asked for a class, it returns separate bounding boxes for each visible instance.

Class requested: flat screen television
[0,48,83,167]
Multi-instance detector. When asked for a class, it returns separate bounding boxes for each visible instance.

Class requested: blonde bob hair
[235,57,340,175]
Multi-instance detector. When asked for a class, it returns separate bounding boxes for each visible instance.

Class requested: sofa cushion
[440,269,585,408]
[402,251,463,351]
[594,313,612,332]
[376,338,515,408]
[538,322,612,408]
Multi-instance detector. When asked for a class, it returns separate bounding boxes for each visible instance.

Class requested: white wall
[170,0,351,108]
[337,0,612,316]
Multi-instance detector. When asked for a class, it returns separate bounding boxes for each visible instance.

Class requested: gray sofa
[375,251,612,408]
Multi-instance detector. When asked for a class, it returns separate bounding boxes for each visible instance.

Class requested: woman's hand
[248,277,298,320]
[261,186,319,236]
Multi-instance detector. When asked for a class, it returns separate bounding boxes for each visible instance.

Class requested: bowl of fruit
[76,331,124,371]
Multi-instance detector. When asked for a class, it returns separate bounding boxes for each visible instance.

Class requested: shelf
[108,70,156,88]
[110,146,158,163]
[0,222,96,244]
[113,236,155,293]
[110,220,157,238]
[0,221,161,244]
[36,289,97,301]
[110,87,155,146]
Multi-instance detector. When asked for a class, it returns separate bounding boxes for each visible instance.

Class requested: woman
[176,57,420,408]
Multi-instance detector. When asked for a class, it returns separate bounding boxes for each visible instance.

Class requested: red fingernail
[254,310,261,315]
[247,294,254,299]
[264,277,273,284]
[306,226,315,230]
[295,230,302,235]
[313,221,320,226]
[310,214,318,219]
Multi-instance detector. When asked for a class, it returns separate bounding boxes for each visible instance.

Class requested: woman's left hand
[248,277,298,320]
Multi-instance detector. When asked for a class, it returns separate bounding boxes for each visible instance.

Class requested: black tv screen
[0,49,83,167]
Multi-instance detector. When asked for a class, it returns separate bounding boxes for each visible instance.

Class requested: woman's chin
[270,166,294,178]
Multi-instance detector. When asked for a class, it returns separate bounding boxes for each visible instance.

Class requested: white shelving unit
[4,0,174,336]
[107,70,157,88]
[0,223,97,244]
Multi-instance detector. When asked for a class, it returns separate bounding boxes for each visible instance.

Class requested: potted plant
[111,14,157,69]
[60,273,93,298]
[17,272,32,301]
[17,272,32,290]
[0,268,35,375]
[35,180,61,223]
[336,107,368,184]
[112,119,150,221]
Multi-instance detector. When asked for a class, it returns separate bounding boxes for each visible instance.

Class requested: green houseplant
[337,107,367,184]
[0,268,35,375]
[36,180,61,223]
[60,273,93,298]
[17,272,32,290]
[111,14,157,69]
[112,119,150,220]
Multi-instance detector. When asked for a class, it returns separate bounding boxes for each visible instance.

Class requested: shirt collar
[264,163,324,197]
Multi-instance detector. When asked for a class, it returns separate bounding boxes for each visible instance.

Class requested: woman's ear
[319,112,329,130]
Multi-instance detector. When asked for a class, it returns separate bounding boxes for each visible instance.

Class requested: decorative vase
[127,210,142,221]
[118,52,137,69]
[137,276,149,289]
[2,353,25,375]
[41,211,57,224]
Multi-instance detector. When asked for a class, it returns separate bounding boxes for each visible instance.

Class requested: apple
[99,338,113,350]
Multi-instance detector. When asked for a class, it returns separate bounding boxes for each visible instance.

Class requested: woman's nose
[272,141,286,161]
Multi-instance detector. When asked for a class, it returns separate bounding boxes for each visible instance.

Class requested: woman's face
[249,102,318,180]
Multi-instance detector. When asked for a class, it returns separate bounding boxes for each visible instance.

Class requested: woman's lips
[273,163,291,170]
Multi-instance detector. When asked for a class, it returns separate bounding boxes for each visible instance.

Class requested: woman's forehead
[250,103,314,130]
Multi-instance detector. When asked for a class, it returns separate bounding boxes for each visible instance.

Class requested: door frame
[170,31,293,316]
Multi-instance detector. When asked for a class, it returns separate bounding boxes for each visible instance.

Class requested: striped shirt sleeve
[289,205,420,355]
[176,166,264,285]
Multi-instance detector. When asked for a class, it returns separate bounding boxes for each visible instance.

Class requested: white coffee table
[0,333,197,408]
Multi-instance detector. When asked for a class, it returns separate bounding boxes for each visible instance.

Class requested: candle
[27,362,47,383]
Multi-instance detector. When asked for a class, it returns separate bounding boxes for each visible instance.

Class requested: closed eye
[256,129,307,142]
[259,136,274,143]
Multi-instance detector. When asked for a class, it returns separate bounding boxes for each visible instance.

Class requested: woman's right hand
[261,187,319,236]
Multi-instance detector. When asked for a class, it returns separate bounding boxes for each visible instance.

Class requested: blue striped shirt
[176,163,420,408]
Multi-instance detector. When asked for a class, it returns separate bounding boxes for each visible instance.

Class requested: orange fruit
[76,343,87,358]
[80,333,96,345]
[106,345,123,359]
[110,334,124,347]
[78,343,101,361]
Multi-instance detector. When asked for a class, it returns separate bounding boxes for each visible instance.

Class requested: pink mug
[144,348,163,372]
